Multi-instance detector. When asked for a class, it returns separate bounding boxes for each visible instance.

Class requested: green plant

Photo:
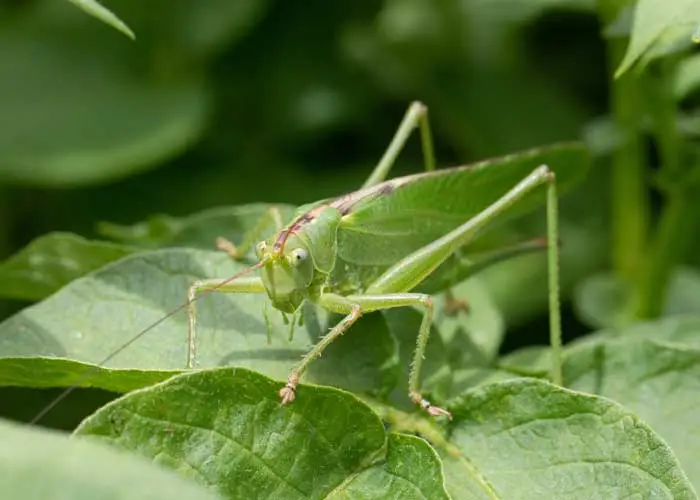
[2,0,700,498]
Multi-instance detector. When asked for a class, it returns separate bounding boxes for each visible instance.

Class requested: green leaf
[0,418,220,500]
[0,205,297,302]
[565,338,700,491]
[498,345,552,376]
[675,52,700,99]
[616,0,700,77]
[0,233,133,301]
[442,378,695,499]
[92,0,268,62]
[0,357,173,393]
[434,279,504,363]
[590,314,700,348]
[0,30,209,187]
[346,433,449,500]
[74,368,450,500]
[0,248,397,400]
[74,371,695,498]
[98,204,296,255]
[574,268,700,329]
[65,0,134,40]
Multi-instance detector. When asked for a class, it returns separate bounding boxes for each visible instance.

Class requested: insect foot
[216,236,241,260]
[442,290,470,317]
[410,391,453,420]
[279,373,300,405]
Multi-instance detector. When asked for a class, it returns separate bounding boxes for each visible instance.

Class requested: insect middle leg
[279,291,451,419]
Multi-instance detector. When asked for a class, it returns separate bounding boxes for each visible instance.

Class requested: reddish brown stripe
[272,210,320,252]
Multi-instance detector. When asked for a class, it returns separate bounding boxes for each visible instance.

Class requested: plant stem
[635,195,690,317]
[597,1,650,288]
[633,58,689,318]
[0,185,10,320]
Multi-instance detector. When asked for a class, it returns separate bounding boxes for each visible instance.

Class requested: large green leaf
[0,248,399,401]
[0,30,209,187]
[98,204,296,255]
[574,268,700,329]
[675,52,700,99]
[0,233,133,301]
[442,378,695,499]
[73,370,695,499]
[74,368,450,500]
[591,314,700,347]
[0,204,297,302]
[0,418,220,500]
[565,338,700,491]
[616,0,700,77]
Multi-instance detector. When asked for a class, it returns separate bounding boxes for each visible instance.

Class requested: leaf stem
[0,185,10,319]
[634,195,690,318]
[597,1,650,288]
[633,58,690,318]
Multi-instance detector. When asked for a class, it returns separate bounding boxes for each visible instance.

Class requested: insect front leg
[216,206,284,260]
[362,101,436,188]
[279,292,451,419]
[186,277,266,368]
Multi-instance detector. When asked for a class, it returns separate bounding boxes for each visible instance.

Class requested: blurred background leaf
[65,0,133,40]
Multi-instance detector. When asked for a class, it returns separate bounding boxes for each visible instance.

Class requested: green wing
[336,142,589,267]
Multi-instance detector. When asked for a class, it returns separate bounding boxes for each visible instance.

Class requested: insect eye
[255,241,267,260]
[290,248,308,265]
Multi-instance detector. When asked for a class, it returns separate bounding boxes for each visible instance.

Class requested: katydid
[32,101,587,424]
[186,101,574,420]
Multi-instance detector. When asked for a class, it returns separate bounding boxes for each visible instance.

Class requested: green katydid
[183,101,586,420]
[31,101,587,424]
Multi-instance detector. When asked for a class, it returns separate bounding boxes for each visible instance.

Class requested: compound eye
[255,241,267,260]
[290,248,308,266]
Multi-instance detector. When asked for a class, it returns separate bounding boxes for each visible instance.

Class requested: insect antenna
[30,260,265,426]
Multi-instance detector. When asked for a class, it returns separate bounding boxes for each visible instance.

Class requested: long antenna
[30,260,265,425]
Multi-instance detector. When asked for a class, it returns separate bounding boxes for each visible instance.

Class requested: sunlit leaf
[0,233,133,301]
[74,368,450,500]
[442,378,695,499]
[566,337,700,490]
[616,0,700,77]
[65,0,134,40]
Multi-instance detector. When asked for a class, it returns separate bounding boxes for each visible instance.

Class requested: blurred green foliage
[1,0,700,352]
[0,0,606,331]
